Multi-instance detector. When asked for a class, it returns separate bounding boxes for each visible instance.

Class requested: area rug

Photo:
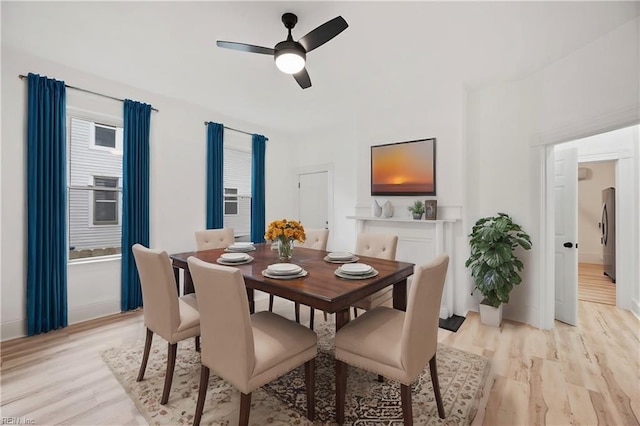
[102,321,489,425]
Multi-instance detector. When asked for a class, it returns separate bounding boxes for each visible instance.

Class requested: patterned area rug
[102,320,489,425]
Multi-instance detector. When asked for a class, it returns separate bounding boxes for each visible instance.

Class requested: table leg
[393,278,407,311]
[335,308,351,332]
[173,267,180,294]
[246,288,255,314]
[184,269,195,295]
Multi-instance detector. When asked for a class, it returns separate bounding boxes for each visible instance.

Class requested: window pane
[95,201,117,223]
[95,125,116,148]
[224,201,238,215]
[95,176,118,187]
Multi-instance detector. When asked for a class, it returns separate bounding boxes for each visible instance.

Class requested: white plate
[225,246,256,252]
[339,263,373,275]
[233,242,254,247]
[262,269,308,280]
[334,269,378,280]
[216,256,253,266]
[267,263,302,275]
[323,255,359,264]
[327,252,354,260]
[220,253,250,262]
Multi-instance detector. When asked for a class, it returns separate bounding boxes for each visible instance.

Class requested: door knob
[563,242,573,248]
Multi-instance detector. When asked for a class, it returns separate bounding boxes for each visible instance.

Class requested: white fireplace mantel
[347,215,459,319]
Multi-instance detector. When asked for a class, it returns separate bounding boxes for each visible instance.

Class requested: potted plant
[407,200,425,220]
[465,213,532,327]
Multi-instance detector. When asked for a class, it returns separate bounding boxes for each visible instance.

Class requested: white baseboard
[1,319,27,342]
[68,299,121,325]
[578,252,603,264]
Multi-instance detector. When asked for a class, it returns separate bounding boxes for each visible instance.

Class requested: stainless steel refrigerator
[600,187,616,283]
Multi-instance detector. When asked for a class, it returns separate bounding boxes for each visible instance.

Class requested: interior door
[298,171,328,229]
[554,145,578,326]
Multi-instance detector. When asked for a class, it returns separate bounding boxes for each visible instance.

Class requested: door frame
[537,123,638,329]
[295,163,334,248]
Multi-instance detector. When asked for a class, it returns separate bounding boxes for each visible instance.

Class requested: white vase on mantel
[479,301,503,327]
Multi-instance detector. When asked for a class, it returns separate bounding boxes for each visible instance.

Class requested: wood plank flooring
[1,297,638,425]
[578,263,616,306]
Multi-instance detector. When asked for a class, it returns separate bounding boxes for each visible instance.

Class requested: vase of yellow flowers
[265,219,306,261]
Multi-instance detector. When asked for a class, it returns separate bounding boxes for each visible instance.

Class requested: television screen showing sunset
[371,139,435,194]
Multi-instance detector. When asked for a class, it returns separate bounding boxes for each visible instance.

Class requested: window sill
[68,254,121,266]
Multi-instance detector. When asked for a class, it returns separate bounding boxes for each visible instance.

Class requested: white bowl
[220,253,249,262]
[339,263,373,275]
[327,252,353,260]
[267,263,302,275]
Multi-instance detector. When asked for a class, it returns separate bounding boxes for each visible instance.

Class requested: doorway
[296,164,333,248]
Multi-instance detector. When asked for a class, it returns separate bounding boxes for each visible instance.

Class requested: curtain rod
[18,74,159,112]
[204,121,268,140]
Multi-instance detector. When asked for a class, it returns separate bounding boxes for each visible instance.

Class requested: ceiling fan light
[275,51,305,74]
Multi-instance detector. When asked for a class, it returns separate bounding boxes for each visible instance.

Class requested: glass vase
[277,238,294,261]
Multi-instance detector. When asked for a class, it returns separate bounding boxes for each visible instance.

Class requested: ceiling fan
[217,13,348,89]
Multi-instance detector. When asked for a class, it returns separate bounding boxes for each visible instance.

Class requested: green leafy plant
[465,213,532,308]
[407,200,425,215]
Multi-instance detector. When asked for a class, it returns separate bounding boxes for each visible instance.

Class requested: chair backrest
[400,254,449,378]
[131,244,181,338]
[187,257,255,390]
[195,228,235,251]
[300,228,329,251]
[354,233,398,260]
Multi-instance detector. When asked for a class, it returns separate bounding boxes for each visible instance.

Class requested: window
[68,117,123,260]
[93,176,119,225]
[224,187,239,215]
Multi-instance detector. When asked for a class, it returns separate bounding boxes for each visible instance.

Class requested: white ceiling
[2,1,638,134]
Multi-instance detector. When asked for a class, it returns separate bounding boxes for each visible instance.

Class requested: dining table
[170,243,415,331]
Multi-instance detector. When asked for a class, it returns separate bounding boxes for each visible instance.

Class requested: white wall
[467,18,639,327]
[1,47,295,340]
[577,161,615,264]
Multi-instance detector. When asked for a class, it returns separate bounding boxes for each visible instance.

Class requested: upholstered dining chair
[187,257,318,426]
[268,228,329,330]
[195,228,235,251]
[131,244,200,405]
[334,254,449,425]
[352,233,399,317]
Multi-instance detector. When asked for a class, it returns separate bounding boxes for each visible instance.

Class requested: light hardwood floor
[578,263,616,306]
[1,297,638,425]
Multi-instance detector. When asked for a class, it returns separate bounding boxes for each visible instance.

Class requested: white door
[298,171,328,229]
[554,145,578,326]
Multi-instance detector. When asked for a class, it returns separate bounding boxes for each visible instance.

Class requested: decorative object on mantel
[380,201,394,218]
[408,200,425,220]
[465,213,532,327]
[425,199,438,220]
[264,219,306,261]
[372,199,382,217]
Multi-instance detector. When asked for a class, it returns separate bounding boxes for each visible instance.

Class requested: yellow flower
[264,219,306,244]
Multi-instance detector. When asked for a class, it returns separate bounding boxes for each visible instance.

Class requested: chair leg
[378,375,384,382]
[195,335,201,352]
[400,383,413,426]
[160,342,178,405]
[239,392,252,426]
[295,302,301,323]
[309,307,315,330]
[268,294,274,312]
[353,307,358,318]
[335,359,347,425]
[136,328,153,382]
[193,365,210,426]
[429,355,445,419]
[323,311,328,321]
[305,358,316,421]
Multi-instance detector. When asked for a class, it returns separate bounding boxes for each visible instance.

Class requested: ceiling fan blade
[298,16,348,53]
[293,68,312,89]
[216,41,275,55]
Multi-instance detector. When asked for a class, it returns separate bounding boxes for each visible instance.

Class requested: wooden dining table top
[170,243,415,315]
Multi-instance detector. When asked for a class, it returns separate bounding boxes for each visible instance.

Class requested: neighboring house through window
[68,117,123,260]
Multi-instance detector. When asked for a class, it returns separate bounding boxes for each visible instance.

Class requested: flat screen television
[371,138,436,196]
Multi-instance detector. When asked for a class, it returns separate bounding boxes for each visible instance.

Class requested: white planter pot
[479,303,503,327]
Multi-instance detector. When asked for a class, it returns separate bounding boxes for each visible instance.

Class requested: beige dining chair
[195,228,235,251]
[268,228,329,330]
[188,257,318,426]
[131,244,200,405]
[352,233,399,317]
[335,254,449,425]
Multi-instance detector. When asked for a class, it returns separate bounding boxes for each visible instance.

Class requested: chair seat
[335,307,415,384]
[171,294,200,343]
[248,311,317,392]
[352,287,393,310]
